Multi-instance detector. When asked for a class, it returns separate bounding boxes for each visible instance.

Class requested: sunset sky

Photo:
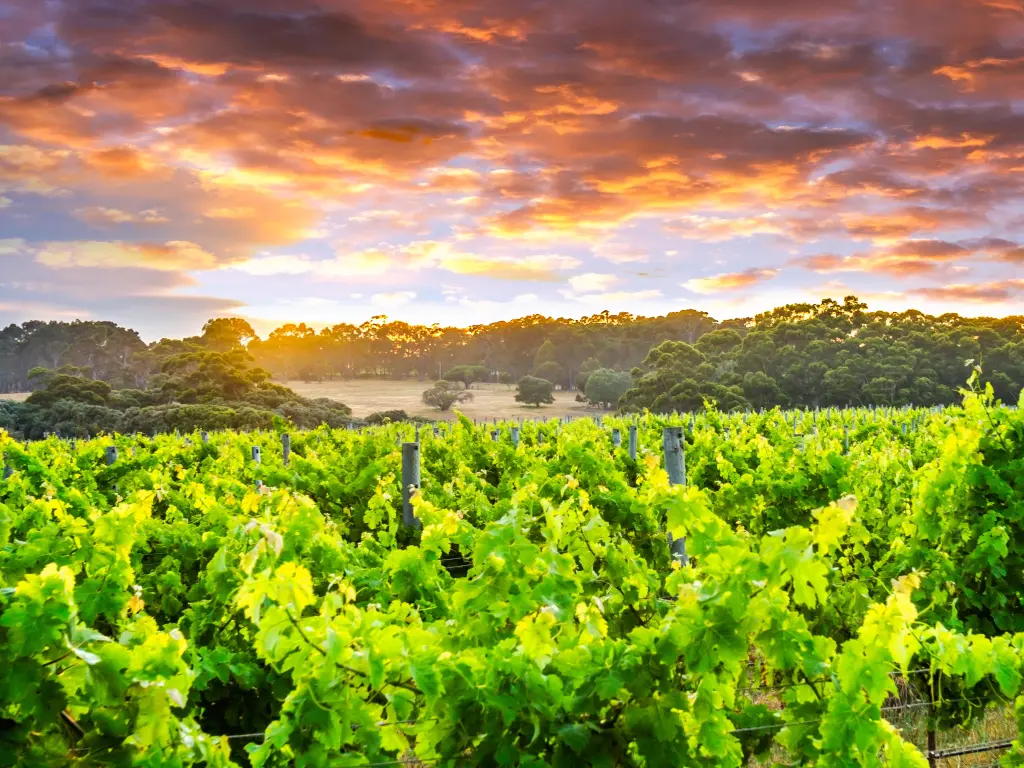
[2,0,1024,339]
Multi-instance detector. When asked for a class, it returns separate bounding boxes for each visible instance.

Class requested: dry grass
[286,379,609,421]
[0,393,27,402]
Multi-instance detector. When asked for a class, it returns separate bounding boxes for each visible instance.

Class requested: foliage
[3,297,1024,410]
[2,393,1024,766]
[584,368,632,408]
[442,365,490,389]
[575,357,604,391]
[201,318,257,352]
[515,375,555,407]
[621,340,748,412]
[422,381,474,411]
[6,350,351,437]
[365,409,410,425]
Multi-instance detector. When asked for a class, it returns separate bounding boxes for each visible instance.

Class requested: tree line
[0,296,1022,432]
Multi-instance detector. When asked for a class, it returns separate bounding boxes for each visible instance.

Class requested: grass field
[286,379,607,420]
[0,381,607,420]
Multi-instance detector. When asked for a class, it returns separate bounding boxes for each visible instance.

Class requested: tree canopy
[584,369,633,408]
[515,376,555,407]
[422,381,474,411]
[1,295,1022,419]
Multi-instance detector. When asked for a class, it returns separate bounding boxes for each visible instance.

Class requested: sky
[2,0,1024,340]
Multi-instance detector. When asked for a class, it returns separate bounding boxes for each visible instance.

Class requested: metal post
[282,433,291,466]
[662,427,687,565]
[402,442,421,529]
[628,425,638,461]
[511,427,520,447]
[491,430,498,442]
[611,428,621,448]
[251,446,261,465]
[2,455,11,480]
[201,431,209,443]
[105,446,118,465]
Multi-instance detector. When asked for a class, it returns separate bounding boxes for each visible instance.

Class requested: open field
[285,379,609,420]
[0,381,608,420]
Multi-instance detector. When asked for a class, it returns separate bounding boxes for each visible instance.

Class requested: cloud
[666,214,790,242]
[683,268,780,293]
[34,240,217,271]
[791,237,1020,277]
[593,242,650,263]
[569,273,618,293]
[73,206,169,225]
[3,0,1024,323]
[371,291,417,308]
[230,254,319,276]
[910,280,1024,303]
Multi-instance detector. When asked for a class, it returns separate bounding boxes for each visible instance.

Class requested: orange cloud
[34,240,217,271]
[794,239,970,276]
[683,268,780,293]
[911,280,1024,302]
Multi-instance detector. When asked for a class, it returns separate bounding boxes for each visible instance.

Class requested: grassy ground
[0,381,608,420]
[286,379,608,420]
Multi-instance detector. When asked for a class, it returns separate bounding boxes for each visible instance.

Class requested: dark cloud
[58,0,456,77]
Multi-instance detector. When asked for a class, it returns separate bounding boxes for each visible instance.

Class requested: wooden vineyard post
[2,454,10,480]
[628,425,638,461]
[402,441,421,529]
[611,428,621,448]
[251,445,262,490]
[511,427,520,447]
[662,426,688,565]
[106,445,119,495]
[201,431,209,443]
[282,433,291,466]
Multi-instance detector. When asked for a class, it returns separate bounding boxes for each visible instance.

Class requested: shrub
[422,381,474,411]
[515,376,555,407]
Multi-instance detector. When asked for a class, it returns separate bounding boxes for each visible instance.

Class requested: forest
[0,295,1022,437]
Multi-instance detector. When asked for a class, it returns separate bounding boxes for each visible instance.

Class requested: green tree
[442,365,489,389]
[515,376,555,407]
[620,341,749,412]
[422,381,474,411]
[25,374,113,409]
[575,357,604,391]
[200,317,257,352]
[584,369,632,408]
[532,360,565,388]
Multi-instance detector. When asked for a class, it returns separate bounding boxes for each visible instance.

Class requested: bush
[422,381,474,411]
[515,376,555,407]
[584,369,633,409]
[366,410,410,425]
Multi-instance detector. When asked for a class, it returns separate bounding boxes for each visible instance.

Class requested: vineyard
[2,377,1024,767]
